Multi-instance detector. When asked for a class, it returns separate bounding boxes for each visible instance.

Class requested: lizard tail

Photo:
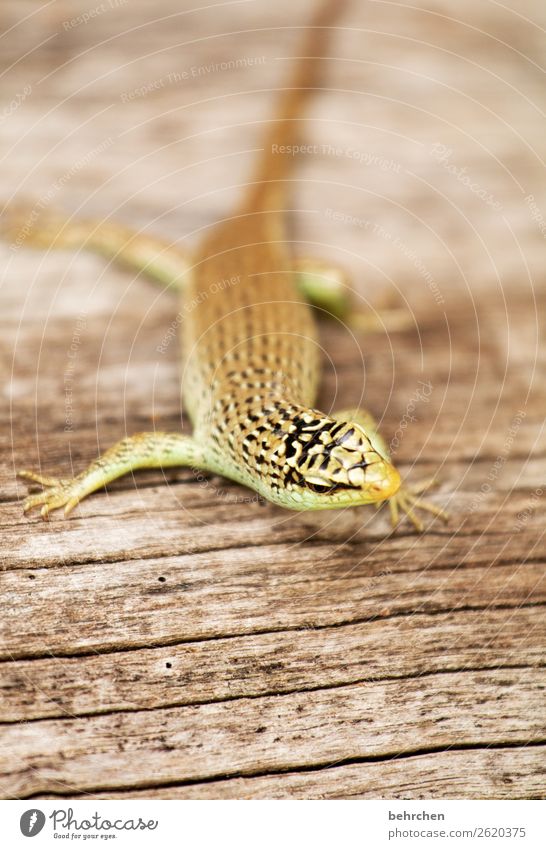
[243,0,347,211]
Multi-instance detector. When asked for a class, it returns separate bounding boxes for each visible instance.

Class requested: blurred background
[2,0,545,289]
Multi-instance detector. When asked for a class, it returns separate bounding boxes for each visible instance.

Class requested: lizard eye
[306,480,337,494]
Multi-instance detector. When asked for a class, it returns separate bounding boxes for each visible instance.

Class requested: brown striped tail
[243,0,347,212]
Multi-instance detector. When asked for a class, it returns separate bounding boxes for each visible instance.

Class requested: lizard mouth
[368,463,401,500]
[304,461,401,503]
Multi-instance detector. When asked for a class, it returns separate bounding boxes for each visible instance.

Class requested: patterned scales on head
[179,220,400,508]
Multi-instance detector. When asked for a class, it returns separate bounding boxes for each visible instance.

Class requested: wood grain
[48,748,546,800]
[2,669,544,798]
[0,0,545,800]
[1,606,543,722]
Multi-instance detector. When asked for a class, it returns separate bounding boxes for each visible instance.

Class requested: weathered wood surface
[0,0,545,799]
[79,749,546,800]
[3,669,545,798]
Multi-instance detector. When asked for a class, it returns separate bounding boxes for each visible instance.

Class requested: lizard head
[256,409,401,511]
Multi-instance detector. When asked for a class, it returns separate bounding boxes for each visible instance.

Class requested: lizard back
[180,1,346,429]
[181,212,319,424]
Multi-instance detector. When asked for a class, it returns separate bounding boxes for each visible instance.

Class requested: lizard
[6,0,447,531]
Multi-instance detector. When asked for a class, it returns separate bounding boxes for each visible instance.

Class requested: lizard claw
[19,469,82,520]
[18,469,69,488]
[385,477,449,533]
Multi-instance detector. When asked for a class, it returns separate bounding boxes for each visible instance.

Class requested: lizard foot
[19,469,84,519]
[382,477,449,533]
[19,433,202,520]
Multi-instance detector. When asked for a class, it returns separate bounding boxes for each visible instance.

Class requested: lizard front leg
[19,432,205,519]
[294,256,411,332]
[2,205,192,290]
[332,407,448,532]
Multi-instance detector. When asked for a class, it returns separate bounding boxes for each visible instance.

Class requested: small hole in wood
[158,576,166,583]
[166,662,172,669]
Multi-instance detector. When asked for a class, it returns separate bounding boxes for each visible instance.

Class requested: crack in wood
[20,741,546,800]
[1,600,543,664]
[0,662,543,727]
